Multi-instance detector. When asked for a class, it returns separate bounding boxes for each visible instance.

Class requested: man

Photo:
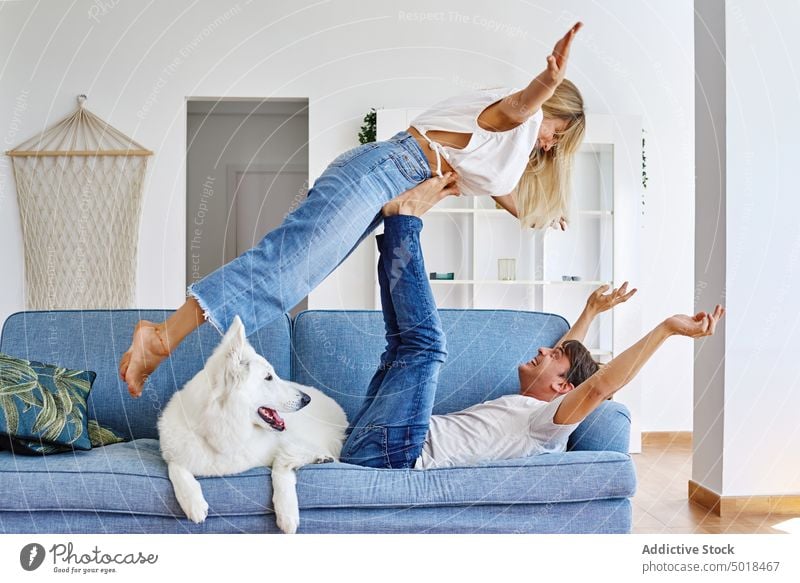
[340,175,725,469]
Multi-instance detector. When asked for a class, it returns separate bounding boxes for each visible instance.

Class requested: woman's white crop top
[410,87,543,197]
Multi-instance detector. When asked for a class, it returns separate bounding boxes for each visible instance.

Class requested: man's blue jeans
[187,131,432,334]
[340,215,447,469]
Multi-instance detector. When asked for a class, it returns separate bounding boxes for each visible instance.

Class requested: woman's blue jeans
[339,215,447,469]
[186,131,432,334]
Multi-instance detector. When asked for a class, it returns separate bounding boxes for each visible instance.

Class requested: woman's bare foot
[119,320,171,398]
[119,297,206,398]
[382,173,460,217]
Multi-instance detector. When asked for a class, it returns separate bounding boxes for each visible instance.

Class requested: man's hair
[562,339,600,387]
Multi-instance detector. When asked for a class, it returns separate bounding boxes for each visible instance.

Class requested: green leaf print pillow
[0,352,96,452]
[4,420,128,455]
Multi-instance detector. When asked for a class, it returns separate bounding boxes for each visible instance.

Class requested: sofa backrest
[1,308,630,453]
[0,310,292,440]
[292,309,630,454]
[291,309,569,418]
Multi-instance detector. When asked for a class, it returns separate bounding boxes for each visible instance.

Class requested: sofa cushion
[1,500,632,534]
[0,352,96,453]
[0,439,635,516]
[0,310,292,441]
[291,309,570,421]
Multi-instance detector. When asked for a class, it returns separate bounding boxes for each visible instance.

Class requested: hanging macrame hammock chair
[6,95,152,310]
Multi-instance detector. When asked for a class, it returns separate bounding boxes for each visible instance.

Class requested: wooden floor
[632,433,797,534]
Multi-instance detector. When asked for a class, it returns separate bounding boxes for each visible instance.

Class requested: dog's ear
[220,315,248,390]
[224,315,246,352]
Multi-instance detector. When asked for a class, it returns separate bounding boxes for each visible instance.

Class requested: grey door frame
[224,163,308,263]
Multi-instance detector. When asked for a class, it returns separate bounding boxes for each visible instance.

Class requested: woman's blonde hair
[516,79,585,229]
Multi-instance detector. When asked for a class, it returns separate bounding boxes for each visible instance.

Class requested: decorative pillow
[4,420,129,456]
[87,419,127,447]
[0,434,66,456]
[0,352,95,452]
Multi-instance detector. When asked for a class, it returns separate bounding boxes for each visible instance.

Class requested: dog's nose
[300,392,311,407]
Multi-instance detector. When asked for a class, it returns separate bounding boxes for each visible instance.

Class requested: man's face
[518,345,573,401]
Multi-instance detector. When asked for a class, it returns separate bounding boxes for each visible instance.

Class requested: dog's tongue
[258,407,285,431]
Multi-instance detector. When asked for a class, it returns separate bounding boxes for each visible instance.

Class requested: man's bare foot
[119,320,171,398]
[382,173,460,218]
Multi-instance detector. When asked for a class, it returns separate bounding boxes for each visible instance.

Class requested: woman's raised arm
[491,192,518,217]
[478,22,583,131]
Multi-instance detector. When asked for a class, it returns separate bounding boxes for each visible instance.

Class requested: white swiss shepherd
[158,315,348,534]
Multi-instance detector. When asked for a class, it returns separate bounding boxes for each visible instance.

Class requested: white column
[693,0,800,498]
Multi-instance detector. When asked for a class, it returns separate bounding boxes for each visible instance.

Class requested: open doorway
[186,98,309,319]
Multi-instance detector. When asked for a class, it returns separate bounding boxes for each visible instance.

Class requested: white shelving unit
[375,108,643,452]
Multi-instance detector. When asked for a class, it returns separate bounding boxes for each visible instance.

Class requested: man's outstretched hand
[586,281,637,315]
[664,305,725,338]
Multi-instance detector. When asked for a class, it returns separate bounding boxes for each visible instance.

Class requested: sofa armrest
[567,401,631,454]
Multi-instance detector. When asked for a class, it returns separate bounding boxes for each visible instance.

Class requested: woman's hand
[663,305,725,338]
[513,21,583,125]
[586,281,637,315]
[543,22,583,88]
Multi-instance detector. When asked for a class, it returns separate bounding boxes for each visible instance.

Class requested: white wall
[723,0,800,496]
[693,0,800,498]
[0,0,695,431]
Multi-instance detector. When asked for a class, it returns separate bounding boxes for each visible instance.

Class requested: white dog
[158,315,348,534]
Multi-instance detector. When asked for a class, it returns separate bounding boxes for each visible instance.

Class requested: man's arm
[478,22,582,131]
[556,282,637,346]
[554,305,725,425]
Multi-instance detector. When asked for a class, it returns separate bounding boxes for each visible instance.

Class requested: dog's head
[209,315,310,432]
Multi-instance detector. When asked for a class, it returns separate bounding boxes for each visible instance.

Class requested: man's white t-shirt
[414,394,579,469]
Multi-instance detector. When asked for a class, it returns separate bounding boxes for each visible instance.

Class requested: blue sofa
[0,309,635,534]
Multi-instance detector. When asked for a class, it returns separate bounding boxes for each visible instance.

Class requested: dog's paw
[276,510,300,534]
[313,455,335,464]
[181,496,209,524]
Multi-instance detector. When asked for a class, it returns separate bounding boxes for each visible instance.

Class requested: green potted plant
[358,108,377,144]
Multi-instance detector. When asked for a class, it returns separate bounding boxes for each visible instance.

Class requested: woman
[120,22,586,397]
